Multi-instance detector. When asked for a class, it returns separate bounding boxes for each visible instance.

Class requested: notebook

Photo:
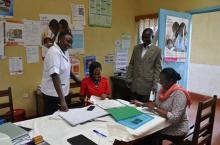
[59,105,108,126]
[117,114,154,129]
[107,106,143,121]
[67,134,97,145]
[0,122,28,140]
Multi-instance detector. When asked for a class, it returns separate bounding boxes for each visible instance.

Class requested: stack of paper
[0,122,28,140]
[95,99,125,109]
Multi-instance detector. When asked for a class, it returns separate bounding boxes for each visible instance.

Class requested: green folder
[107,106,143,121]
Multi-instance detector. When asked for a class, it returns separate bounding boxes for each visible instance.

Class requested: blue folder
[117,114,154,129]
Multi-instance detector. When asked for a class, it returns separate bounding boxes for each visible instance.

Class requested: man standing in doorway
[126,28,162,102]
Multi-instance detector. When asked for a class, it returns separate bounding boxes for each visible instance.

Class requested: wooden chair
[66,82,85,108]
[183,95,217,145]
[0,87,14,122]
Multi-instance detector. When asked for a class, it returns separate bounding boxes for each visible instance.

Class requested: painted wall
[135,0,220,15]
[189,11,220,97]
[0,0,136,117]
[2,0,220,117]
[191,11,220,65]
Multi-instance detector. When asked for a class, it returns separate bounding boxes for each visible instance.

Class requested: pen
[93,130,107,138]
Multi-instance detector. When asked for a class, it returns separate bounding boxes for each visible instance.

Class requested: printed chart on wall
[165,16,189,62]
[89,0,112,27]
[71,4,85,30]
[114,33,130,73]
[70,30,84,54]
[9,57,23,75]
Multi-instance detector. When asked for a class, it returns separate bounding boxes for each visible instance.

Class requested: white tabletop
[15,101,170,145]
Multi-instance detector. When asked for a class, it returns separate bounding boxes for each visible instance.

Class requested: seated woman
[132,67,192,145]
[80,61,111,101]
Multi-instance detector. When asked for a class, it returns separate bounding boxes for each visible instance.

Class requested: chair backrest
[0,87,14,122]
[192,95,217,145]
[67,82,84,108]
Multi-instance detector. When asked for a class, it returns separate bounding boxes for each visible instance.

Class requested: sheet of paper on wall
[5,21,24,45]
[0,20,4,58]
[26,46,39,64]
[89,0,112,27]
[104,54,114,64]
[121,32,131,49]
[23,20,41,46]
[72,4,85,30]
[9,57,23,75]
[115,50,128,72]
[69,55,80,78]
[69,30,84,54]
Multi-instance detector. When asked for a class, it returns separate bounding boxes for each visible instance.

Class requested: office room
[0,0,219,145]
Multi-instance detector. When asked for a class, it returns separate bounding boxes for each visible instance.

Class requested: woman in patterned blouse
[132,67,192,145]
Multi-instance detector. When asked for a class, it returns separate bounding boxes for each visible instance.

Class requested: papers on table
[0,122,28,140]
[59,105,108,126]
[95,99,126,110]
[107,106,142,121]
[89,95,102,104]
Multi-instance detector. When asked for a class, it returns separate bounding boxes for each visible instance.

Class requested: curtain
[137,18,158,45]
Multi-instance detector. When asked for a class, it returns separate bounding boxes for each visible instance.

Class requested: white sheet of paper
[9,57,23,75]
[26,46,39,63]
[72,4,85,30]
[95,100,125,110]
[23,20,41,46]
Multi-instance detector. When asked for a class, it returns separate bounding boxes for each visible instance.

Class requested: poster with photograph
[5,21,23,45]
[0,0,13,16]
[84,56,96,76]
[40,14,71,45]
[40,14,71,58]
[165,16,189,62]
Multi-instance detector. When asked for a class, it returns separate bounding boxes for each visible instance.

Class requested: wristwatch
[153,106,158,111]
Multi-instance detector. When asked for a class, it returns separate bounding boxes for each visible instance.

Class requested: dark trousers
[131,92,150,102]
[157,133,185,145]
[43,93,70,115]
